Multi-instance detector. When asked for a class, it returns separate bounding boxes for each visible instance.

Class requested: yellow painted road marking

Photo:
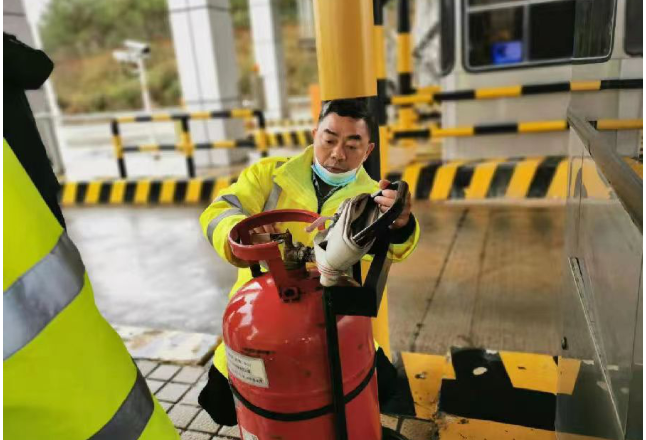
[582,159,611,199]
[465,159,505,199]
[506,158,542,198]
[438,416,556,440]
[557,357,581,396]
[546,158,570,199]
[61,183,77,206]
[430,161,465,201]
[570,80,601,91]
[475,85,522,99]
[85,181,103,205]
[518,120,568,133]
[186,179,203,203]
[500,351,558,395]
[401,352,445,419]
[110,181,126,204]
[134,180,151,204]
[624,157,643,179]
[160,180,176,204]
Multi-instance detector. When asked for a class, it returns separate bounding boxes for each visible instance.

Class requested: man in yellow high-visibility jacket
[198,98,420,425]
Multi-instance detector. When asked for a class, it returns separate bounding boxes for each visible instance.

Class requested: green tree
[40,0,170,58]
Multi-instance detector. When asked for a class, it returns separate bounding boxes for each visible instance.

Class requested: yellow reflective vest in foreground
[200,146,420,376]
[3,140,179,440]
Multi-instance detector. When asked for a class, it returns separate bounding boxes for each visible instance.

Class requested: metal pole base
[381,428,408,440]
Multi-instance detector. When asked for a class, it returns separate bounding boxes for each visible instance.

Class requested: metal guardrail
[567,109,643,233]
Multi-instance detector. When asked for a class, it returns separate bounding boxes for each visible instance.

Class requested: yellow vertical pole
[314,0,391,360]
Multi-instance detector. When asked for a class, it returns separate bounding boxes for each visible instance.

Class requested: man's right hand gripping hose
[306,181,409,286]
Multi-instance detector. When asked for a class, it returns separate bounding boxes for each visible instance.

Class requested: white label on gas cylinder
[241,427,259,440]
[226,346,269,388]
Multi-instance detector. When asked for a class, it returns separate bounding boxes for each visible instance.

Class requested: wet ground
[65,202,564,356]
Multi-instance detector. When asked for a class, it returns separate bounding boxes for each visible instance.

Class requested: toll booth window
[440,0,455,75]
[624,0,642,56]
[572,0,615,60]
[465,0,578,70]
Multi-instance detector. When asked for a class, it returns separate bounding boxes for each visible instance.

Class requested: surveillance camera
[123,40,150,55]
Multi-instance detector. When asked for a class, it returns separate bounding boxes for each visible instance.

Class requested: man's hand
[252,224,279,235]
[373,179,412,229]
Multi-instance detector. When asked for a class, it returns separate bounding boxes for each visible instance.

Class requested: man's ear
[364,142,375,162]
[311,127,317,140]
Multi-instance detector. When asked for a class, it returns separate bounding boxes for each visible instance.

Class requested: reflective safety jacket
[3,140,179,440]
[200,146,420,376]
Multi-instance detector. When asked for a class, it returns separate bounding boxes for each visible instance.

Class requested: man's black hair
[317,98,375,139]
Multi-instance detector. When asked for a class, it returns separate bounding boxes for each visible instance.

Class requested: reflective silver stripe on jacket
[90,368,154,440]
[262,182,282,212]
[206,194,251,245]
[207,209,245,245]
[262,161,285,212]
[4,233,85,361]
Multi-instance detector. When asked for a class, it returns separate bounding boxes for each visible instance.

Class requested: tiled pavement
[136,359,435,440]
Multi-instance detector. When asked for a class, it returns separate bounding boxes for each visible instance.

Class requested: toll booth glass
[624,0,643,56]
[463,0,614,70]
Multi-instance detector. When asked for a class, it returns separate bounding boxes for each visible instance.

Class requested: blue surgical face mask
[312,155,360,187]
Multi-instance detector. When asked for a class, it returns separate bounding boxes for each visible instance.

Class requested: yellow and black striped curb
[385,157,574,201]
[59,156,641,206]
[396,348,614,439]
[388,78,643,105]
[58,175,238,207]
[385,156,643,201]
[390,119,643,140]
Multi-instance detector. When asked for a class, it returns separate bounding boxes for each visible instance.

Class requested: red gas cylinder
[222,210,381,440]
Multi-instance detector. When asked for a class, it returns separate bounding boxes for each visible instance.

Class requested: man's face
[312,113,375,173]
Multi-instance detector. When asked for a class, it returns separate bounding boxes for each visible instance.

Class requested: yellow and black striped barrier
[389,118,643,140]
[388,78,643,106]
[122,138,258,153]
[394,347,611,439]
[264,129,313,148]
[58,175,238,207]
[112,108,268,179]
[264,118,314,129]
[386,155,642,202]
[60,155,642,206]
